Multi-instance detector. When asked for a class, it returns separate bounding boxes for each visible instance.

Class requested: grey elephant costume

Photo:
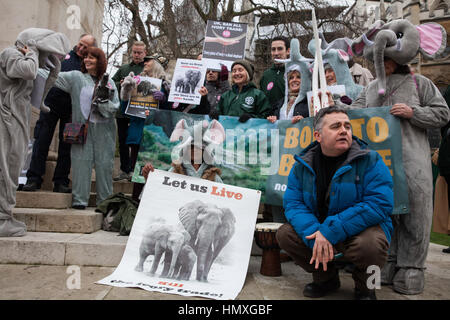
[349,19,449,294]
[0,28,70,237]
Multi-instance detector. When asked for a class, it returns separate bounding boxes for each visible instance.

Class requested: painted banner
[202,20,248,71]
[132,107,409,215]
[98,169,261,300]
[168,59,206,105]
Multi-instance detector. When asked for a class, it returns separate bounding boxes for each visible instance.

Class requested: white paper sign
[307,84,346,117]
[168,59,206,105]
[98,169,261,300]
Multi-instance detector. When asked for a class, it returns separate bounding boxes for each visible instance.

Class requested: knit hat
[231,59,254,81]
[144,53,169,69]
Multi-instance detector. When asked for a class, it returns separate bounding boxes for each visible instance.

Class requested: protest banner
[168,59,206,105]
[202,20,248,71]
[98,169,261,300]
[132,107,409,215]
[125,76,162,119]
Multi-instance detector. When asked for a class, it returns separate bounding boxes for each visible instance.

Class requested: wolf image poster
[98,169,261,300]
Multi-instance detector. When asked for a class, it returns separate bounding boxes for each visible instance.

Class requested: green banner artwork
[133,107,409,214]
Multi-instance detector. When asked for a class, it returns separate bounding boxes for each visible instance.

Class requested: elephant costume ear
[170,119,188,142]
[416,23,447,59]
[351,20,385,56]
[179,200,205,236]
[204,120,225,145]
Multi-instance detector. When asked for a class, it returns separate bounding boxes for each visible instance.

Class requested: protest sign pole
[311,9,329,116]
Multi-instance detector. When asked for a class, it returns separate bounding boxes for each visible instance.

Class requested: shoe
[354,288,377,300]
[22,181,41,192]
[53,184,72,193]
[72,205,86,210]
[443,247,450,253]
[303,275,340,298]
[114,171,131,181]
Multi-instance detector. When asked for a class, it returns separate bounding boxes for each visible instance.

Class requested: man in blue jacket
[276,106,393,300]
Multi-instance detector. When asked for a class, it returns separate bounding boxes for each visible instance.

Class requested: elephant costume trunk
[373,29,398,96]
[40,54,61,113]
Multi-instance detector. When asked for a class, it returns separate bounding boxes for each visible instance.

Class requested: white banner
[98,169,261,300]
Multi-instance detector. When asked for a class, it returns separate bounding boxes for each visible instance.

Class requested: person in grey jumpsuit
[0,28,70,237]
[39,47,119,209]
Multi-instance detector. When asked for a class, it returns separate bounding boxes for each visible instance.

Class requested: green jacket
[259,63,285,107]
[96,192,139,236]
[217,82,272,118]
[112,61,145,118]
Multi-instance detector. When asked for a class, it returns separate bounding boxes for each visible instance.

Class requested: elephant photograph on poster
[134,200,236,283]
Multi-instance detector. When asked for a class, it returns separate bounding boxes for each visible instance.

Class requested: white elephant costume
[349,19,449,294]
[38,69,119,207]
[0,28,70,237]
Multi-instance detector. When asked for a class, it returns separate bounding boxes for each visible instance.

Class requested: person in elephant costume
[331,19,449,295]
[0,28,70,237]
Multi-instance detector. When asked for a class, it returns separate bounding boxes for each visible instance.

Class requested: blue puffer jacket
[283,137,393,249]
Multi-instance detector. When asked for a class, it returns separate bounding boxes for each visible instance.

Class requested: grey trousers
[276,223,389,290]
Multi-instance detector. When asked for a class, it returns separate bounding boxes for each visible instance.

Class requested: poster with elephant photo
[97,169,261,300]
[125,76,162,119]
[168,59,206,105]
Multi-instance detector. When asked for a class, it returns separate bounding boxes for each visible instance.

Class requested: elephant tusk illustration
[211,29,246,43]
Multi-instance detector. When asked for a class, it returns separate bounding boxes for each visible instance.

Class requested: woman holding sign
[267,69,309,124]
[210,60,272,122]
[121,53,170,201]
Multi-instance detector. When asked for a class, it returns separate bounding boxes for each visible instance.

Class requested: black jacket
[272,97,309,119]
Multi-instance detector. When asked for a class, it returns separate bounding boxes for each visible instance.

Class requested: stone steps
[0,230,127,267]
[12,207,102,234]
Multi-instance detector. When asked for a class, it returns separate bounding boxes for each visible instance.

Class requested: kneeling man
[276,107,393,300]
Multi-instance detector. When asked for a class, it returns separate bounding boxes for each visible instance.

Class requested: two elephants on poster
[134,107,409,215]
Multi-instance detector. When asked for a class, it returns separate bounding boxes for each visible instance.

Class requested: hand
[291,115,304,124]
[142,163,155,181]
[238,113,252,123]
[306,231,334,271]
[198,86,208,96]
[153,91,165,101]
[145,109,150,117]
[390,103,413,119]
[209,108,220,120]
[311,91,334,109]
[267,116,277,123]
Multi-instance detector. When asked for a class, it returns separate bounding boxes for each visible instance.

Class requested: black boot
[303,274,340,298]
[442,247,450,254]
[22,181,40,192]
[53,184,72,193]
[354,288,377,300]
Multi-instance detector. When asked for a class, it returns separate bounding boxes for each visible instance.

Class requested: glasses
[206,70,218,74]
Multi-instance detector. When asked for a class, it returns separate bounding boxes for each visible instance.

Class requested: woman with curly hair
[39,47,119,209]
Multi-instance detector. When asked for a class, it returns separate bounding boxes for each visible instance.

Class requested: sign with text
[98,169,261,300]
[133,107,409,215]
[168,59,206,105]
[202,20,248,71]
[125,76,162,118]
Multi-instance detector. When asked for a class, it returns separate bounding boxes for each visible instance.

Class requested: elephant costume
[308,34,363,101]
[348,19,449,294]
[0,28,70,237]
[135,220,191,279]
[179,200,236,282]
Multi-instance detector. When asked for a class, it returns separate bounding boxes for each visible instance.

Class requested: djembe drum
[254,222,283,277]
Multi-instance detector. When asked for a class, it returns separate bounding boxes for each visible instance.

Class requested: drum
[254,222,283,277]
